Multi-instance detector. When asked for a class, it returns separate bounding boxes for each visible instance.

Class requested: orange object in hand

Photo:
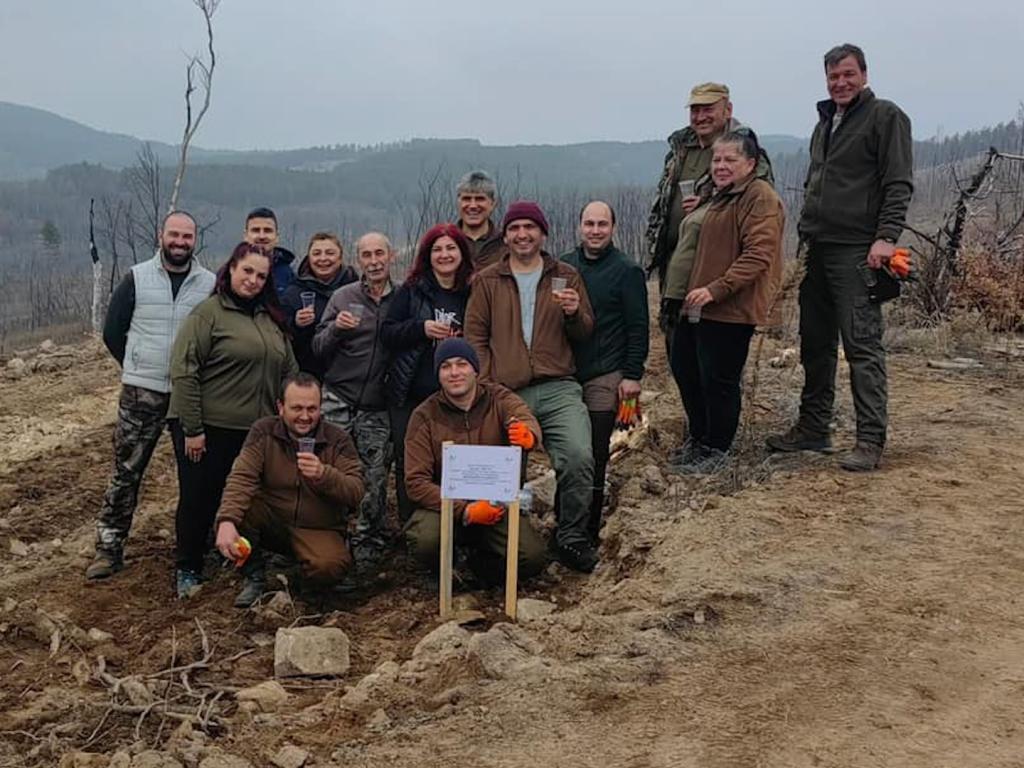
[234,536,252,568]
[889,248,912,279]
[465,500,504,526]
[507,419,535,450]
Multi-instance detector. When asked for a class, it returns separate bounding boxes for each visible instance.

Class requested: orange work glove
[507,419,536,450]
[888,248,912,279]
[464,500,505,526]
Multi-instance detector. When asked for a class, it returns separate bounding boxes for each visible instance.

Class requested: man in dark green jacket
[768,43,913,471]
[561,201,649,540]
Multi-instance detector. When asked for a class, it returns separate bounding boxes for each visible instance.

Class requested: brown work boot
[765,424,832,453]
[839,442,883,472]
[85,551,123,580]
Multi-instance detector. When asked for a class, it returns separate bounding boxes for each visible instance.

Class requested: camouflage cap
[687,82,730,106]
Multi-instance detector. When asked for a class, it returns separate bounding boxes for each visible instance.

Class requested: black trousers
[170,422,248,572]
[587,410,616,539]
[389,398,425,525]
[670,318,755,451]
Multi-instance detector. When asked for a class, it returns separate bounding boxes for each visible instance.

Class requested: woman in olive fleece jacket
[168,243,298,588]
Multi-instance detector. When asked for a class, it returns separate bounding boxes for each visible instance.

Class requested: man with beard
[214,373,364,607]
[87,211,216,579]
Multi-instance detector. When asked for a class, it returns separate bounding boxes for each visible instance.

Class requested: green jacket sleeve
[874,105,914,243]
[621,265,650,381]
[169,309,214,436]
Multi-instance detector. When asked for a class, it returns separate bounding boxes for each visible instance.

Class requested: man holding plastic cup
[313,232,396,567]
[465,201,600,573]
[214,373,364,607]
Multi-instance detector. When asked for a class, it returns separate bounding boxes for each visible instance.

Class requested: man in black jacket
[561,201,649,540]
[244,206,296,297]
[767,43,913,471]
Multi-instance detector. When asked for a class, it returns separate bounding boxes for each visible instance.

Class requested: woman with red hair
[382,223,474,520]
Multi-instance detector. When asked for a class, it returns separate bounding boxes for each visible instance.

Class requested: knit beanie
[434,337,480,380]
[502,200,549,236]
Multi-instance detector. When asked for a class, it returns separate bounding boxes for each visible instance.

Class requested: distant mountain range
[0,100,809,182]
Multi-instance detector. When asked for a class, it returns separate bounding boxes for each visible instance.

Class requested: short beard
[161,246,194,269]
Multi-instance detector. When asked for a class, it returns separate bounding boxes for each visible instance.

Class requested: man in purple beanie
[465,201,600,573]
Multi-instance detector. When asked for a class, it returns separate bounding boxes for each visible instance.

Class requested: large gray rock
[515,598,557,623]
[467,623,545,680]
[270,745,309,768]
[274,626,350,678]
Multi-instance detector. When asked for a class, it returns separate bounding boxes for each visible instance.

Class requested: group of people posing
[86,41,912,606]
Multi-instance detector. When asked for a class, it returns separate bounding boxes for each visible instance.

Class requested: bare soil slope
[0,333,1021,768]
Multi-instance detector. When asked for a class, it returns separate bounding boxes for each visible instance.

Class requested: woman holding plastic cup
[382,223,474,519]
[281,232,358,377]
[168,242,298,597]
[668,130,783,474]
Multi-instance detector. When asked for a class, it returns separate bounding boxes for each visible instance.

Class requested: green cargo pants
[798,242,888,446]
[405,508,548,585]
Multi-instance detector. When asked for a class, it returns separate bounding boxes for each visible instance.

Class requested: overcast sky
[2,0,1021,150]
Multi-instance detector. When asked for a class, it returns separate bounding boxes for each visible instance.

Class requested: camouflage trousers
[321,389,392,553]
[95,384,170,558]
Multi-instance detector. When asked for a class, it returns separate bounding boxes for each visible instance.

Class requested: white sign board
[441,444,522,502]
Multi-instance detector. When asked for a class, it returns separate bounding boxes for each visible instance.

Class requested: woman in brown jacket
[669,130,784,473]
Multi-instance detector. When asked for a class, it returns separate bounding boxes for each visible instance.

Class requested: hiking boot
[175,569,203,599]
[675,446,730,476]
[667,438,703,466]
[557,541,599,574]
[839,442,883,472]
[85,551,123,580]
[765,424,832,453]
[233,576,267,608]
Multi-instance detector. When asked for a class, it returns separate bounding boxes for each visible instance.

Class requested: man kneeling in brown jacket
[215,373,365,607]
[404,338,548,585]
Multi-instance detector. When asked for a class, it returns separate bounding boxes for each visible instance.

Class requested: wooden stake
[504,499,520,620]
[439,497,454,619]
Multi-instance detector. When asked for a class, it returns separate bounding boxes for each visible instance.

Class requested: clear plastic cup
[686,304,701,324]
[678,179,696,197]
[348,302,365,320]
[300,291,316,309]
[297,437,315,455]
[551,277,568,294]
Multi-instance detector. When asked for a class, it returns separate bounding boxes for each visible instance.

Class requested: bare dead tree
[167,0,219,214]
[127,143,163,250]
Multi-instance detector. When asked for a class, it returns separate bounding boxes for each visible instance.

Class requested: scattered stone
[429,685,467,709]
[5,358,27,379]
[108,752,132,768]
[264,591,293,614]
[157,528,172,540]
[249,632,276,647]
[367,708,392,730]
[640,466,667,496]
[57,752,108,768]
[3,597,16,612]
[236,680,289,711]
[39,339,56,353]
[927,358,983,371]
[274,626,350,678]
[515,598,557,623]
[0,517,9,530]
[467,623,545,680]
[9,538,29,557]
[451,609,487,626]
[270,745,309,768]
[130,752,183,768]
[198,751,255,768]
[769,347,798,368]
[452,593,480,612]
[87,627,114,644]
[51,537,63,548]
[412,621,471,660]
[693,606,707,625]
[121,677,156,706]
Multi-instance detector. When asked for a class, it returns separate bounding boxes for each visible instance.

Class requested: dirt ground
[1,324,1022,768]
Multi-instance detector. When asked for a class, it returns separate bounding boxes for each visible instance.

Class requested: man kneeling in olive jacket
[405,338,548,585]
[215,373,364,607]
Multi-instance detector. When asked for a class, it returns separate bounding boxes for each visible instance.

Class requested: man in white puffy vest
[86,211,216,579]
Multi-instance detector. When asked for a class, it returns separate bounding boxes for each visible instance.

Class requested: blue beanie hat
[434,337,480,380]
